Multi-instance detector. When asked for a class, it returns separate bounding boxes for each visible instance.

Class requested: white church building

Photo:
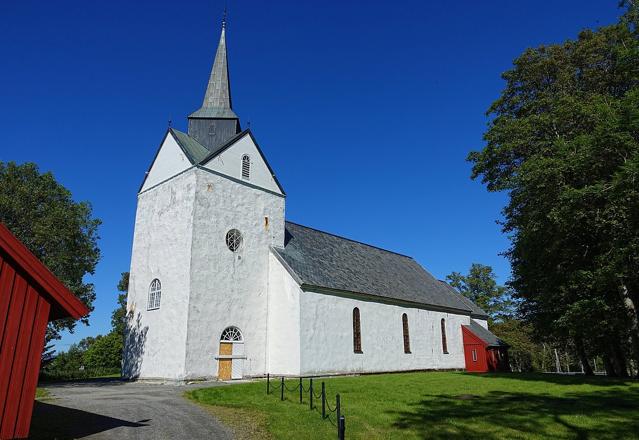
[123,21,497,381]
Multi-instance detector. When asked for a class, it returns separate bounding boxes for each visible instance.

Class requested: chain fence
[266,374,346,439]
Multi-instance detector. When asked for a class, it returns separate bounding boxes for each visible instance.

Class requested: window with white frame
[220,326,243,342]
[241,154,250,180]
[148,279,161,310]
[472,349,478,362]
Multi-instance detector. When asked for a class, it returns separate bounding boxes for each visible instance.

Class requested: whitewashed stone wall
[140,133,193,192]
[298,289,470,375]
[124,170,197,380]
[266,252,301,376]
[183,167,285,379]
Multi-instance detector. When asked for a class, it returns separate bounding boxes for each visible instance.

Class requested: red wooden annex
[462,320,510,373]
[0,223,88,439]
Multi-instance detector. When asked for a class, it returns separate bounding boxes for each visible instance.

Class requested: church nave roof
[273,222,489,318]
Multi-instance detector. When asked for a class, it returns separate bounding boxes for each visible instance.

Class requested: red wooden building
[0,223,88,439]
[462,320,510,373]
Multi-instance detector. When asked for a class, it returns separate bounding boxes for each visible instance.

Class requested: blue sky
[0,1,622,352]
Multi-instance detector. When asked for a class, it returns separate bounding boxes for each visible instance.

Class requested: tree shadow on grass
[389,388,639,440]
[469,372,637,387]
[30,401,148,439]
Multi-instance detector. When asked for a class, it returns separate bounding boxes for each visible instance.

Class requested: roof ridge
[285,220,413,259]
[198,128,250,164]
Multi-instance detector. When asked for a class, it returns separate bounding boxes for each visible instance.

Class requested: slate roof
[171,129,210,164]
[439,281,489,318]
[272,222,488,315]
[463,320,509,347]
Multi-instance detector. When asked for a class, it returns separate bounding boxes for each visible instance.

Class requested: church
[123,20,507,381]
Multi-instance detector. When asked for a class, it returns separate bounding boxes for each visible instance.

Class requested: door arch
[217,326,244,380]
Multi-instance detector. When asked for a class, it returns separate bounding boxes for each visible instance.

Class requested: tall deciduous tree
[111,272,129,338]
[0,162,101,343]
[446,263,516,322]
[467,4,639,375]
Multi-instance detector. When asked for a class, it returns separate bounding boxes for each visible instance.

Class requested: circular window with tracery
[225,229,243,252]
[220,326,243,342]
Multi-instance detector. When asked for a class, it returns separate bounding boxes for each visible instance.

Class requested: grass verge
[35,388,51,400]
[187,372,639,440]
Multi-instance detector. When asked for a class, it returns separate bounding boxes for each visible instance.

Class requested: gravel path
[30,379,232,439]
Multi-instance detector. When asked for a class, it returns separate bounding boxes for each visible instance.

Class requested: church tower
[187,20,241,151]
[124,18,285,381]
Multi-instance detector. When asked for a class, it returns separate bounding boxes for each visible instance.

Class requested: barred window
[353,308,362,353]
[441,318,449,354]
[148,279,161,311]
[226,229,243,252]
[241,154,250,180]
[402,313,411,354]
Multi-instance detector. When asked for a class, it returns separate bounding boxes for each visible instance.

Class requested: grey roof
[439,281,489,318]
[189,26,238,120]
[273,222,485,315]
[463,320,509,347]
[171,128,210,164]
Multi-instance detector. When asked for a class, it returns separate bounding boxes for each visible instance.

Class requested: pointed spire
[187,14,240,150]
[203,25,232,109]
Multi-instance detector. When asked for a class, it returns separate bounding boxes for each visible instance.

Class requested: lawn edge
[185,390,273,440]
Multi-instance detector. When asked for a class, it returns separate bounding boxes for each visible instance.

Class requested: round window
[225,229,243,252]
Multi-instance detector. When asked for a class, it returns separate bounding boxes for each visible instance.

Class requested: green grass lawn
[187,372,639,440]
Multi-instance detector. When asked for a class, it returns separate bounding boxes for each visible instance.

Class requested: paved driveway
[30,379,232,439]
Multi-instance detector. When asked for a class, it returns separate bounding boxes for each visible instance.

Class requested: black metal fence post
[267,373,270,394]
[299,377,303,403]
[280,377,284,401]
[321,382,326,419]
[336,393,341,438]
[309,378,313,410]
[339,416,345,440]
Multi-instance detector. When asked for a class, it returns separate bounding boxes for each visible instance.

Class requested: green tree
[446,263,516,322]
[467,4,639,375]
[83,332,123,370]
[0,162,101,343]
[111,272,129,338]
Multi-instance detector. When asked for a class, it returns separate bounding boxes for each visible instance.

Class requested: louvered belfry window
[241,154,250,180]
[441,318,449,354]
[353,308,362,353]
[402,313,411,354]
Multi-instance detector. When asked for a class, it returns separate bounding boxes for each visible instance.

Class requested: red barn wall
[462,326,489,373]
[0,253,51,440]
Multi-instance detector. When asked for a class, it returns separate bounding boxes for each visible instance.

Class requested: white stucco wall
[140,133,192,192]
[201,133,282,195]
[266,252,301,376]
[475,318,489,329]
[183,167,285,379]
[299,291,470,375]
[124,170,196,380]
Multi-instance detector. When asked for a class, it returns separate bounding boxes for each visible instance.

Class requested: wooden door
[218,342,233,380]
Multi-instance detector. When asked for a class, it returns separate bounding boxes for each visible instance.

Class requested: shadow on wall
[388,388,639,440]
[30,401,148,439]
[122,311,148,379]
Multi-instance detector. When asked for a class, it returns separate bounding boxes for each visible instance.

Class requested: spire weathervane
[222,5,227,30]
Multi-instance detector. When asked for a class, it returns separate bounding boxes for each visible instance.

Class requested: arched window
[353,308,362,353]
[402,313,411,354]
[241,154,250,180]
[148,279,161,310]
[220,326,243,342]
[441,318,449,354]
